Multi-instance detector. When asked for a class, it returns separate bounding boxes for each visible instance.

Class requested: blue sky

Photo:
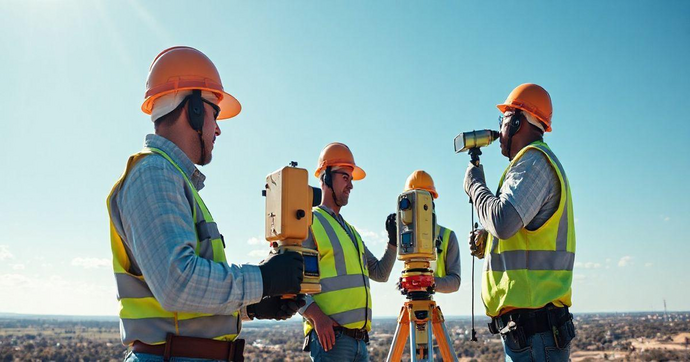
[0,1,688,317]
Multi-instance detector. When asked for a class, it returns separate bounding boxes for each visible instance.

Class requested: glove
[464,162,486,197]
[247,295,306,320]
[386,213,397,247]
[468,228,488,259]
[258,251,304,297]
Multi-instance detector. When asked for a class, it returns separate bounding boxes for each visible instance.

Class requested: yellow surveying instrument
[387,189,458,362]
[263,161,322,295]
[454,128,499,342]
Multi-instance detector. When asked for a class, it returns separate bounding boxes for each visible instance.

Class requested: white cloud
[575,261,601,269]
[0,273,30,287]
[645,262,654,267]
[248,249,269,258]
[11,264,25,271]
[0,245,14,261]
[355,227,388,244]
[664,217,670,222]
[0,272,118,315]
[618,256,633,267]
[573,274,586,281]
[71,257,110,269]
[247,237,264,245]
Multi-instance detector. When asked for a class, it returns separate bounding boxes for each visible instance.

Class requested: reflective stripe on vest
[482,141,576,317]
[107,147,239,345]
[304,207,372,336]
[430,225,451,278]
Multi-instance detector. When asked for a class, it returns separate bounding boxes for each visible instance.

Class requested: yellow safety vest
[304,207,372,336]
[431,225,451,278]
[107,147,239,345]
[482,141,576,317]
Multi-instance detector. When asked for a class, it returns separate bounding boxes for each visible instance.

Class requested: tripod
[386,263,458,362]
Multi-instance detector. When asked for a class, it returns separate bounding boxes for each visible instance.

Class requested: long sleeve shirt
[109,134,263,316]
[299,205,397,313]
[465,148,561,239]
[434,229,461,293]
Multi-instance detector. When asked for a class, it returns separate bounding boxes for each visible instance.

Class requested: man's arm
[435,231,461,293]
[364,243,396,283]
[464,164,523,239]
[464,149,560,239]
[119,158,263,315]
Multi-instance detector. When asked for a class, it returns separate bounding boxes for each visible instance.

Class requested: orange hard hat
[141,46,241,120]
[404,170,438,199]
[315,143,366,181]
[497,83,552,132]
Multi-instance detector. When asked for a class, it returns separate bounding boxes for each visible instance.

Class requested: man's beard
[337,193,349,206]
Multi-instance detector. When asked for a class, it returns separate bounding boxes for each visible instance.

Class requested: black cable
[197,130,206,165]
[471,204,478,342]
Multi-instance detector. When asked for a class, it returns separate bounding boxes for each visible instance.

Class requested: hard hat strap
[325,167,341,207]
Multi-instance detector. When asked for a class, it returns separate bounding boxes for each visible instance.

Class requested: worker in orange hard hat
[298,142,397,361]
[107,46,305,362]
[463,84,577,361]
[404,170,461,293]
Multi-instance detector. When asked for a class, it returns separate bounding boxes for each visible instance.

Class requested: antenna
[663,299,668,322]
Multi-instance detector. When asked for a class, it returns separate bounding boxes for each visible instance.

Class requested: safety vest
[430,225,451,278]
[107,147,239,346]
[482,141,575,317]
[304,207,372,336]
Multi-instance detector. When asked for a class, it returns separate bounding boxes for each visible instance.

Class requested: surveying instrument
[386,189,458,362]
[263,161,322,296]
[454,129,499,343]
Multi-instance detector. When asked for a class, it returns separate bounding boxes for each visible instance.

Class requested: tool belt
[132,333,245,362]
[334,326,369,343]
[488,304,575,349]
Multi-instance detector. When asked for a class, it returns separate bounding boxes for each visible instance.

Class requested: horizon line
[1,310,687,321]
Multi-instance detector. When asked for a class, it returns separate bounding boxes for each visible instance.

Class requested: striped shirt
[109,134,263,317]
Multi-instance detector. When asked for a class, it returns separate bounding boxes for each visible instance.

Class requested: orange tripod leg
[431,305,457,361]
[387,304,411,361]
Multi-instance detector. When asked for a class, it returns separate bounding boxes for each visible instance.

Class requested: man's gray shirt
[434,227,461,293]
[466,148,561,239]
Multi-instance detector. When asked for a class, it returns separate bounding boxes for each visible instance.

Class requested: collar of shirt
[318,205,343,223]
[144,134,206,190]
[317,205,358,243]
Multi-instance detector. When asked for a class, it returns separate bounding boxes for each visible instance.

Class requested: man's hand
[258,251,304,297]
[464,162,486,197]
[247,296,306,320]
[386,213,398,247]
[303,304,340,352]
[469,228,488,259]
